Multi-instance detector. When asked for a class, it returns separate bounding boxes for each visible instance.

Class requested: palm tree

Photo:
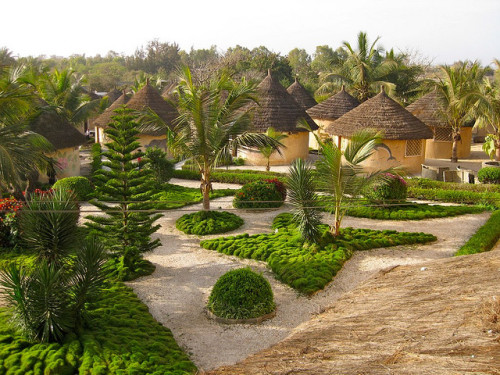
[258,127,288,171]
[167,66,282,210]
[435,61,487,162]
[318,32,396,102]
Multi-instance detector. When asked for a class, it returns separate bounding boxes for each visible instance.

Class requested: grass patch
[152,183,235,209]
[345,202,485,220]
[200,213,436,295]
[0,282,196,374]
[176,211,244,235]
[455,210,500,256]
[172,169,286,185]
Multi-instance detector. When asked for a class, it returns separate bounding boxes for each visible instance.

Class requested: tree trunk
[266,159,270,172]
[451,130,461,163]
[201,167,211,210]
[495,140,500,161]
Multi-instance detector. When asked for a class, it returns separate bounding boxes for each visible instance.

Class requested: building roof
[307,86,360,121]
[328,88,433,140]
[106,88,122,104]
[249,70,318,133]
[91,92,130,129]
[406,89,448,128]
[286,78,317,110]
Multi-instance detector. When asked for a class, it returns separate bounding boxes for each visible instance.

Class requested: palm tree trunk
[266,159,270,172]
[495,139,500,161]
[451,130,461,163]
[201,167,211,210]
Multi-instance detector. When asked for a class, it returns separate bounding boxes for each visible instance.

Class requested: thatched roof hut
[106,88,122,104]
[92,92,131,130]
[250,70,318,133]
[329,88,432,140]
[286,78,317,110]
[307,86,360,121]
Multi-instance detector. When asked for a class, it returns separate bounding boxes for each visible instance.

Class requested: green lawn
[153,183,235,210]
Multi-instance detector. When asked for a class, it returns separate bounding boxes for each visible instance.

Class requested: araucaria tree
[86,107,161,280]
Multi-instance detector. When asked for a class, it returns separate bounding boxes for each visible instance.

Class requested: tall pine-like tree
[86,107,161,280]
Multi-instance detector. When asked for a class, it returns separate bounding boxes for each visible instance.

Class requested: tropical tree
[258,127,288,171]
[163,66,282,210]
[435,61,487,162]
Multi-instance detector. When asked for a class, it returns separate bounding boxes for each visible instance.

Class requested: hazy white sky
[2,0,499,65]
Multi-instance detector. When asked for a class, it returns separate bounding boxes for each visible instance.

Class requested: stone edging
[205,308,276,325]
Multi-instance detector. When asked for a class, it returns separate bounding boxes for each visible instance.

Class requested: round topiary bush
[478,167,500,184]
[52,176,93,201]
[176,210,244,235]
[233,180,284,209]
[207,268,275,320]
[364,173,407,203]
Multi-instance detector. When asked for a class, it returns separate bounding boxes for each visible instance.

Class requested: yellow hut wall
[308,118,334,150]
[425,127,472,159]
[239,132,310,166]
[39,147,81,183]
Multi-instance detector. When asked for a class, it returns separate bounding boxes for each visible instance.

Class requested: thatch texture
[406,89,448,128]
[91,92,130,129]
[106,88,122,104]
[328,89,433,140]
[126,83,178,135]
[286,78,317,110]
[30,109,86,150]
[307,86,359,121]
[249,71,318,133]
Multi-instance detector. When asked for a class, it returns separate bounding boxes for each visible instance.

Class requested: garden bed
[455,209,500,256]
[152,183,235,209]
[176,210,244,235]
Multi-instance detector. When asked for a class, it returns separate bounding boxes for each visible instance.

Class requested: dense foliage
[144,147,174,185]
[0,197,23,248]
[201,213,436,294]
[455,210,500,256]
[207,268,275,320]
[407,178,500,193]
[86,108,161,281]
[176,210,243,235]
[364,173,407,203]
[152,184,235,210]
[52,176,94,201]
[90,142,102,177]
[233,180,284,209]
[478,167,500,184]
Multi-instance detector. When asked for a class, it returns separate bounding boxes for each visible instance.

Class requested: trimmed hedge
[200,213,436,295]
[207,268,275,319]
[407,178,500,193]
[176,210,244,235]
[0,282,196,374]
[52,176,94,201]
[152,184,235,210]
[233,180,284,209]
[346,202,484,220]
[455,210,500,256]
[478,167,500,184]
[408,187,500,208]
[364,173,407,203]
[172,169,286,185]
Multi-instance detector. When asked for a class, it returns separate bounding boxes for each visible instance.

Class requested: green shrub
[264,178,287,200]
[233,180,284,209]
[455,210,500,256]
[407,178,500,193]
[478,167,500,184]
[233,157,245,166]
[408,187,500,208]
[364,173,407,203]
[53,176,94,201]
[201,213,436,294]
[145,147,174,184]
[207,268,275,319]
[0,197,23,248]
[90,142,102,177]
[176,210,244,235]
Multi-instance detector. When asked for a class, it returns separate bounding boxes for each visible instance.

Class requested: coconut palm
[168,66,282,210]
[258,127,288,171]
[435,61,487,162]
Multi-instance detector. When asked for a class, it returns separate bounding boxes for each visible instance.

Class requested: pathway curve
[127,194,491,371]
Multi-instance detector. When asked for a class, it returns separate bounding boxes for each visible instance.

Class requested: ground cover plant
[152,184,235,210]
[478,167,500,184]
[233,180,284,209]
[345,201,484,220]
[176,210,244,235]
[52,176,94,201]
[201,213,436,295]
[207,268,275,319]
[172,169,287,185]
[455,210,500,256]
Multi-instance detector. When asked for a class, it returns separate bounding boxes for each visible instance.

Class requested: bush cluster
[172,169,286,185]
[176,210,244,235]
[201,213,436,294]
[408,178,500,193]
[233,180,284,209]
[364,173,407,203]
[346,202,484,220]
[0,197,23,248]
[264,178,287,200]
[455,210,500,256]
[478,167,500,184]
[408,187,500,208]
[53,176,94,201]
[144,147,174,185]
[207,268,275,319]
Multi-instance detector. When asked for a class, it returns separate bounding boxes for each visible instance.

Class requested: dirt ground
[209,247,500,375]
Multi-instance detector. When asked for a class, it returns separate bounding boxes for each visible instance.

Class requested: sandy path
[127,192,491,371]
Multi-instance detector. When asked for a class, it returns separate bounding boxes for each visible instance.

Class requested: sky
[2,0,499,66]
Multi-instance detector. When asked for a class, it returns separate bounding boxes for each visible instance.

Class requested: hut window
[405,139,422,157]
[434,127,452,142]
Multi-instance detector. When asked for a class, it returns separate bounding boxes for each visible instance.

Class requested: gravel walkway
[127,191,491,371]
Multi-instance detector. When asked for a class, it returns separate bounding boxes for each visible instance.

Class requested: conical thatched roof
[329,89,433,140]
[286,78,317,110]
[30,106,86,150]
[307,86,360,121]
[250,70,318,133]
[126,83,178,135]
[92,92,130,129]
[406,89,448,128]
[106,88,122,104]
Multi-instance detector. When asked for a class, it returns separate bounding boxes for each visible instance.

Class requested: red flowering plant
[0,197,24,248]
[233,180,284,209]
[364,173,408,204]
[264,178,287,200]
